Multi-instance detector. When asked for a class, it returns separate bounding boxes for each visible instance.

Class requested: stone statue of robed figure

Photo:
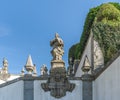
[50,33,64,61]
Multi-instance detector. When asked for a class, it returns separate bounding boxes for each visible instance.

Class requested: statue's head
[55,33,59,38]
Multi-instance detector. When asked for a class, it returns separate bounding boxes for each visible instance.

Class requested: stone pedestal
[51,60,65,69]
[81,74,94,100]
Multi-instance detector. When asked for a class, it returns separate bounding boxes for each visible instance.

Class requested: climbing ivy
[68,2,120,65]
[92,23,120,63]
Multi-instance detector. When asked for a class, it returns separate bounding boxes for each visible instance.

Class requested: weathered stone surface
[82,74,94,100]
[25,55,34,74]
[0,58,10,81]
[24,81,34,100]
[51,60,65,68]
[81,56,91,74]
[40,64,48,76]
[41,67,75,98]
[83,81,93,100]
[50,33,64,61]
[0,73,10,81]
[41,34,75,98]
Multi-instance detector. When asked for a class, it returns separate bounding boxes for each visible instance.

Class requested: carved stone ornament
[41,33,75,98]
[41,67,75,98]
[0,58,10,81]
[40,64,48,76]
[0,73,10,81]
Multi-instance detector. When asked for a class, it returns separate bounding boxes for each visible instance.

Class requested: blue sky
[0,0,119,74]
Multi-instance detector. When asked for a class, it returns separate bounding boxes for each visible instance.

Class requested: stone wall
[0,81,24,100]
[34,80,82,100]
[93,56,120,100]
[0,77,82,100]
[0,53,119,100]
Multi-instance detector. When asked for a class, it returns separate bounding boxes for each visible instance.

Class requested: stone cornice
[0,77,21,88]
[0,75,82,88]
[81,74,95,81]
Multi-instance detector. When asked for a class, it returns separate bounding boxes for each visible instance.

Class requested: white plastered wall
[93,56,120,100]
[0,81,24,100]
[0,75,20,84]
[75,33,93,77]
[34,80,82,100]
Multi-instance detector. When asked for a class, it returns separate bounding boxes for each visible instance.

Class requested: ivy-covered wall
[68,2,120,64]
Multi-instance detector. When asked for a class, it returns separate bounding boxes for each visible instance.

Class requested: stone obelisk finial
[24,55,34,74]
[50,33,65,68]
